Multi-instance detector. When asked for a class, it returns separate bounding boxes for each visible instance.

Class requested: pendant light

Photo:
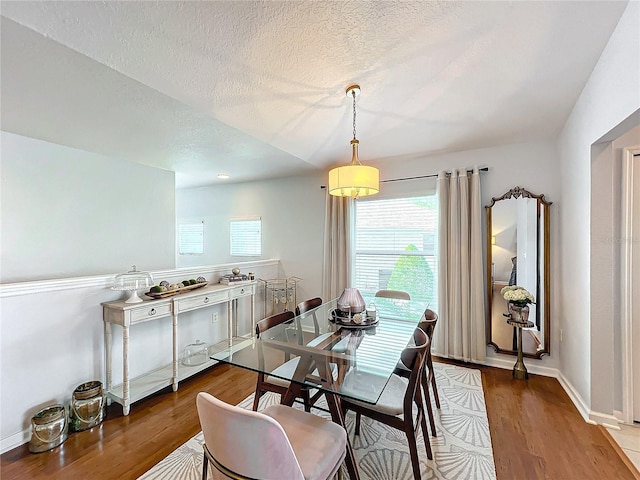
[328,85,379,198]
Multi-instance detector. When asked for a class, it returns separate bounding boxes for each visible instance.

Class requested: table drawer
[231,285,254,298]
[176,291,229,312]
[130,303,172,323]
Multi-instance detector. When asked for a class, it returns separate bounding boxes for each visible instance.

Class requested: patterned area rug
[139,363,496,479]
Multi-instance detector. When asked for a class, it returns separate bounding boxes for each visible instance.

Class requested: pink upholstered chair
[196,392,346,480]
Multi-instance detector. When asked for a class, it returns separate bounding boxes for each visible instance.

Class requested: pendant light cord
[352,90,357,141]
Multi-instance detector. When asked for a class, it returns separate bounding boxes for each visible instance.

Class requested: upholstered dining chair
[295,297,323,341]
[374,289,411,300]
[253,310,321,412]
[341,327,432,480]
[196,392,346,480]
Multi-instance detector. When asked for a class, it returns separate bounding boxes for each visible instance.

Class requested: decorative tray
[329,309,379,329]
[144,282,209,299]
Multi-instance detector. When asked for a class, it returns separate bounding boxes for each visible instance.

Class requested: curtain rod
[320,166,489,189]
[381,166,489,184]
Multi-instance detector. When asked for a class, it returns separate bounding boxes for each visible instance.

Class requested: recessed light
[217,173,230,179]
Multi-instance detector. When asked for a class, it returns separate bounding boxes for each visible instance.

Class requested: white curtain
[434,167,486,362]
[322,193,352,301]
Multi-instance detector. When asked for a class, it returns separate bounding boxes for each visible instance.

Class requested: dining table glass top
[211,297,427,405]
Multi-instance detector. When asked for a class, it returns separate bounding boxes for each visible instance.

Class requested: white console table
[102,282,256,415]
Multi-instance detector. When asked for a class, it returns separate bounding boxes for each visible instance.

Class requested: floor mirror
[486,186,551,358]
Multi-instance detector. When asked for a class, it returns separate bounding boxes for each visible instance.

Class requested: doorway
[621,147,640,424]
[632,152,640,423]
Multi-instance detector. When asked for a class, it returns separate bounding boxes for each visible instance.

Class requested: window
[178,222,204,255]
[230,218,262,256]
[354,195,438,320]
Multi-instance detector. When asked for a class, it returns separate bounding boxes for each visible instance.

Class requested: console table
[102,282,256,415]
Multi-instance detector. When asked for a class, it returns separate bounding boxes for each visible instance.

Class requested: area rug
[138,363,496,480]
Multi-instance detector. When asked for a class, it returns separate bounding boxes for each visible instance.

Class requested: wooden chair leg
[419,410,432,460]
[429,361,441,409]
[405,426,422,480]
[415,389,433,460]
[302,389,311,412]
[422,373,437,437]
[252,387,262,411]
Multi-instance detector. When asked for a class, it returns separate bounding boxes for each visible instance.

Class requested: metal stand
[507,319,534,379]
[260,277,302,315]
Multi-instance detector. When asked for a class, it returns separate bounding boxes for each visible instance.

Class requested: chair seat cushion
[345,373,408,416]
[263,404,347,480]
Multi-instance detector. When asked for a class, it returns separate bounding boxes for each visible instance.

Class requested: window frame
[178,221,204,255]
[230,217,262,257]
[352,189,439,316]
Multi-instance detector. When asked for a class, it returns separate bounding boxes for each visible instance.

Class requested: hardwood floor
[1,361,635,480]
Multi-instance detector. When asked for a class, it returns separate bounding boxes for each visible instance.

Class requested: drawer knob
[149,308,156,316]
[204,297,210,304]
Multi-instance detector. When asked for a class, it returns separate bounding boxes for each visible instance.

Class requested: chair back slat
[418,309,438,339]
[256,310,295,337]
[400,328,430,413]
[399,327,429,371]
[295,297,323,315]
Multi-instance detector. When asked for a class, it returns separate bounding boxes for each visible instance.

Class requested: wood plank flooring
[1,361,635,480]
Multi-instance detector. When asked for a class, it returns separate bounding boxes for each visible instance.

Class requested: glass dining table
[211,296,427,480]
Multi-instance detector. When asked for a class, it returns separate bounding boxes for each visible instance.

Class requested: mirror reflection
[486,187,551,358]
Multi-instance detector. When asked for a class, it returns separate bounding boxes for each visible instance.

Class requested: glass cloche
[112,266,154,303]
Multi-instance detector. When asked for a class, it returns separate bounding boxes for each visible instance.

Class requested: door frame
[621,146,640,424]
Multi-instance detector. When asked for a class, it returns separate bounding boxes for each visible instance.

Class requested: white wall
[558,0,640,418]
[176,173,327,304]
[0,132,176,282]
[368,139,562,370]
[0,131,279,452]
[178,139,562,370]
[0,260,277,453]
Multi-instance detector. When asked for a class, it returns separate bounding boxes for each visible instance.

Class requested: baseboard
[475,357,627,431]
[589,410,622,426]
[480,357,608,427]
[555,371,596,424]
[1,429,30,455]
[481,356,559,378]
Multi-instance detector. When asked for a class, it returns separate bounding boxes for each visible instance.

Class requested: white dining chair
[196,392,346,480]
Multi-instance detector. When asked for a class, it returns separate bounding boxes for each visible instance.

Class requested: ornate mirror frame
[486,186,552,358]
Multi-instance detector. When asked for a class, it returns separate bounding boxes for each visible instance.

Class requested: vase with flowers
[500,285,535,324]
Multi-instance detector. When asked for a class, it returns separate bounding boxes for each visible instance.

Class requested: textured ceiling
[0,1,629,188]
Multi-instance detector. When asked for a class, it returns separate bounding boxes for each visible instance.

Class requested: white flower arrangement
[500,285,535,306]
